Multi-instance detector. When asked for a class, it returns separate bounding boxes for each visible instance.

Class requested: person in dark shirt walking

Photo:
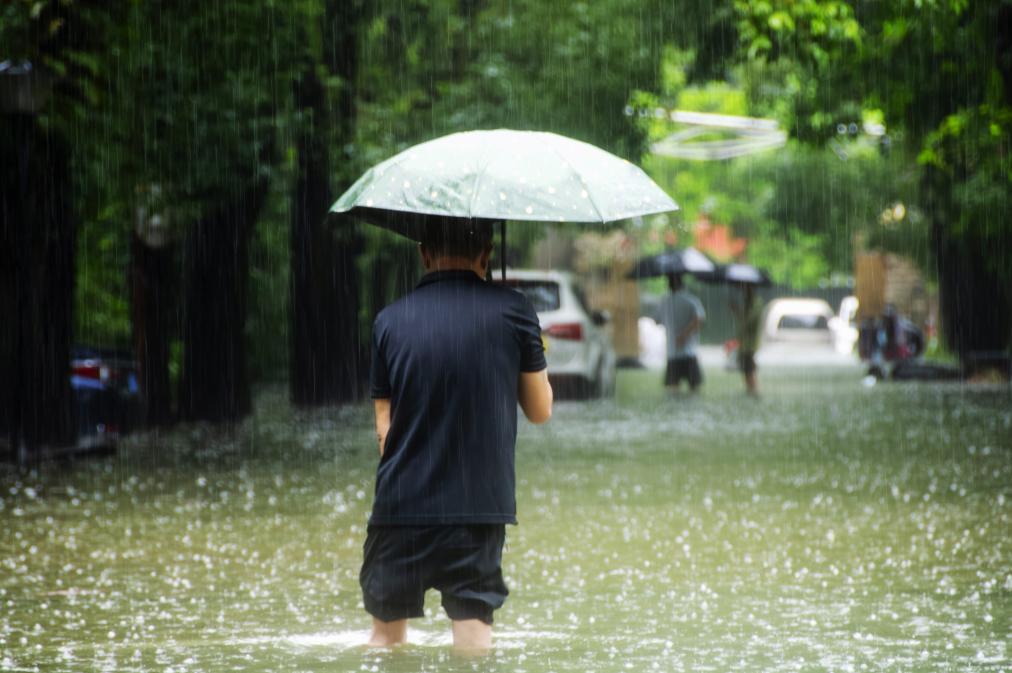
[729,282,763,396]
[361,217,553,650]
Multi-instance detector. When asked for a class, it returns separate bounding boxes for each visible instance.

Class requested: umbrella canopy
[720,263,772,287]
[694,262,773,287]
[626,247,716,279]
[330,129,678,239]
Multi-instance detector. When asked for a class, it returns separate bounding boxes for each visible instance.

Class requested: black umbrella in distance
[626,247,716,280]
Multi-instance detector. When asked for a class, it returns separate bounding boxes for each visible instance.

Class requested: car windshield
[779,314,829,330]
[502,280,561,312]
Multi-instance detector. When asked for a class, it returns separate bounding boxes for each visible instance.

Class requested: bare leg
[745,372,758,395]
[451,619,492,651]
[368,618,408,647]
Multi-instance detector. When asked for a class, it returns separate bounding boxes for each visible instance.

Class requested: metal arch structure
[629,107,788,160]
[635,108,789,160]
[627,107,889,161]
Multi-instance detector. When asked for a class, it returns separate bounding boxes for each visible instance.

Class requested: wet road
[1,366,1009,672]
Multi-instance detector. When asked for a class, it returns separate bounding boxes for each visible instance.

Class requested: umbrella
[626,247,716,279]
[330,129,679,278]
[695,262,772,287]
[720,263,772,286]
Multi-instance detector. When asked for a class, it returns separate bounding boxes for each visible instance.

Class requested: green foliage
[0,0,129,124]
[356,0,671,162]
[645,138,914,287]
[113,2,301,219]
[350,0,684,305]
[11,0,1008,384]
[74,213,132,347]
[735,0,863,141]
[246,165,293,383]
[638,47,916,288]
[920,104,1012,278]
[733,0,1012,352]
[747,223,830,287]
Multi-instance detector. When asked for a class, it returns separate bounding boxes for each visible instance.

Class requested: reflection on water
[1,368,1009,672]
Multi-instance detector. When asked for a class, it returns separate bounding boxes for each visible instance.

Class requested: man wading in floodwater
[659,273,706,394]
[361,217,553,650]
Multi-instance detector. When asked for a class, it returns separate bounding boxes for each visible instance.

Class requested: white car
[759,297,861,366]
[762,297,836,345]
[498,269,617,397]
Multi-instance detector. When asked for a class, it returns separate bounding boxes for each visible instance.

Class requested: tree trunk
[178,176,268,424]
[927,166,1012,367]
[290,65,339,405]
[129,232,176,426]
[289,2,363,406]
[0,114,76,459]
[934,224,1012,364]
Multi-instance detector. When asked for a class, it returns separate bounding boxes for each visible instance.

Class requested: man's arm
[518,369,553,424]
[374,398,391,456]
[676,316,702,348]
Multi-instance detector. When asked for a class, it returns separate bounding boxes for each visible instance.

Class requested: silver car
[498,269,617,398]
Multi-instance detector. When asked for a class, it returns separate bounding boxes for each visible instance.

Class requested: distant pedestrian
[361,217,553,651]
[730,283,763,395]
[659,273,705,393]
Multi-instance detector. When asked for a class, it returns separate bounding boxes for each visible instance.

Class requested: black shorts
[665,356,703,389]
[360,524,508,625]
[738,350,757,375]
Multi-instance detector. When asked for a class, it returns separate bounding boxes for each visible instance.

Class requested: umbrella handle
[501,220,507,281]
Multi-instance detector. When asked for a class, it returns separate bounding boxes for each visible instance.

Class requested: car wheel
[573,375,594,400]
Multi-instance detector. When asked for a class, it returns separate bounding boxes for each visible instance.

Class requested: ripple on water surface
[1,372,1009,672]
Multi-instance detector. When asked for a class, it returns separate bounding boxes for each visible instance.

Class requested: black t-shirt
[368,269,547,525]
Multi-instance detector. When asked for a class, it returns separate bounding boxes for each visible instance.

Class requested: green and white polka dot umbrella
[331,129,678,239]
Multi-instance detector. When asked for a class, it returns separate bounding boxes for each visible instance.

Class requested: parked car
[497,269,617,397]
[762,298,836,345]
[70,346,142,449]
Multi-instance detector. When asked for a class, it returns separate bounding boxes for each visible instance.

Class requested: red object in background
[545,323,583,341]
[694,214,748,261]
[72,362,109,382]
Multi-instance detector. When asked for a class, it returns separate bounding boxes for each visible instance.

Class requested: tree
[112,2,299,422]
[290,0,364,406]
[733,0,1012,359]
[0,1,127,456]
[178,165,270,422]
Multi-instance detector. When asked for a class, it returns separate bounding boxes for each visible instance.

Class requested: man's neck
[426,256,486,277]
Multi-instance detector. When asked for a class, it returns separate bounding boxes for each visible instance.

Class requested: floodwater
[2,367,1009,672]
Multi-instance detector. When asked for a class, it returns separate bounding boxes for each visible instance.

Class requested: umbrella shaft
[501,221,507,281]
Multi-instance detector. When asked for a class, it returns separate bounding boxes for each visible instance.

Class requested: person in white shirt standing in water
[659,273,706,394]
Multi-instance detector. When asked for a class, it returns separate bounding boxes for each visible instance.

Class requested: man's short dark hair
[420,217,496,260]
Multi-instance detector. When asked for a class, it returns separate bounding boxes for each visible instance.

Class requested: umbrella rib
[467,157,494,218]
[549,145,606,223]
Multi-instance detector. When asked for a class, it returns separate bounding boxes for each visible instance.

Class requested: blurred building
[854,251,933,330]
